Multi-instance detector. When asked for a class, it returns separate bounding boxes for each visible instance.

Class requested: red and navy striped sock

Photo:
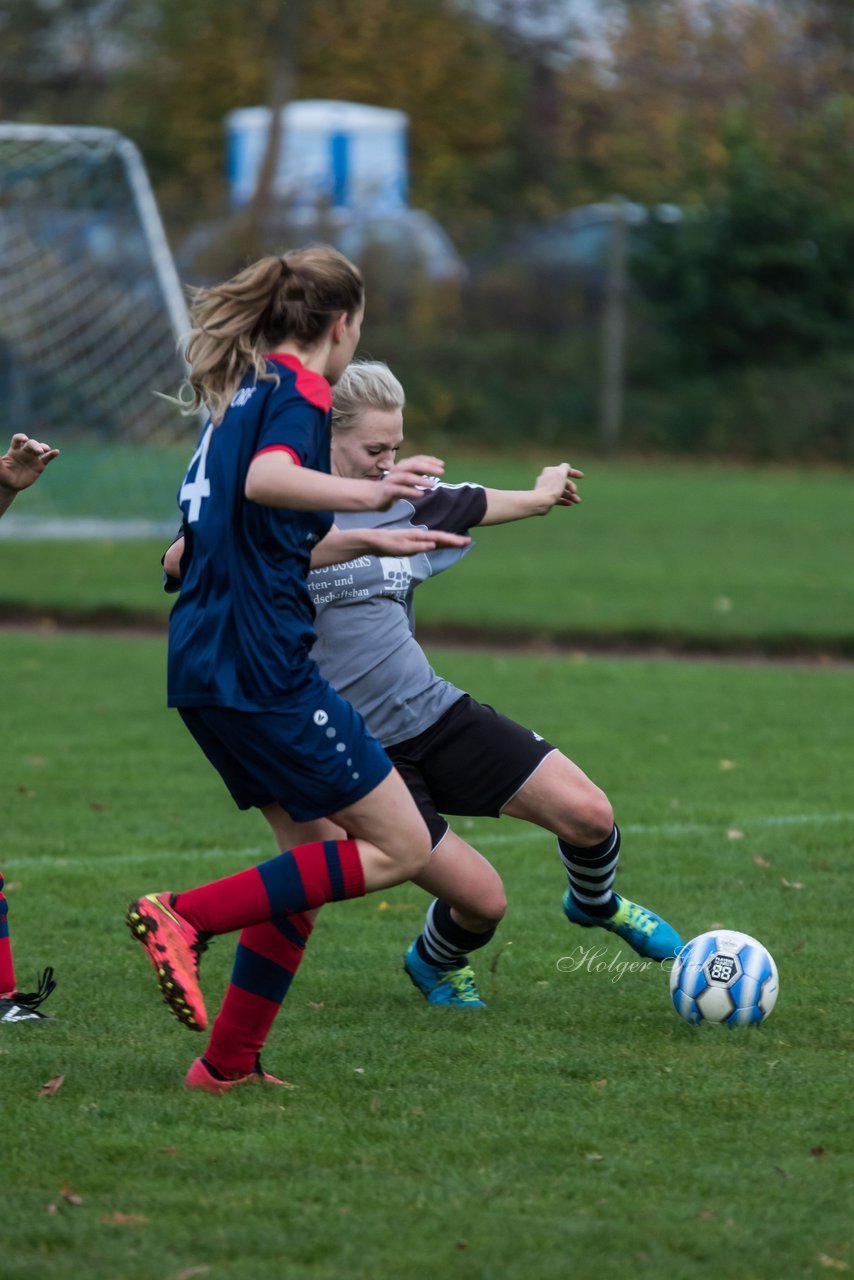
[0,870,16,996]
[203,910,315,1079]
[173,839,364,934]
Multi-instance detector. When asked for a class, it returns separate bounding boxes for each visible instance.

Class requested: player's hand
[372,455,445,510]
[535,462,583,508]
[0,434,60,493]
[366,528,471,557]
[163,535,185,582]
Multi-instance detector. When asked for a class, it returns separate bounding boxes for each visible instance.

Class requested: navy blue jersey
[168,355,335,711]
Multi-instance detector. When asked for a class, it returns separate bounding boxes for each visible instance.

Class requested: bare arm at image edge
[0,435,60,518]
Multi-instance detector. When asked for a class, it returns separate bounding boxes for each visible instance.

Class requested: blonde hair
[331,361,405,435]
[180,245,363,424]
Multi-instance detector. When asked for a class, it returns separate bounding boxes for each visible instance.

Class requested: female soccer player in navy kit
[126,247,468,1090]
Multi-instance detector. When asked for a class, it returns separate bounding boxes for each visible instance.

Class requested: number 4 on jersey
[180,422,213,523]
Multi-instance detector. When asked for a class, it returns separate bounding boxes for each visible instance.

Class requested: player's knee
[561,787,614,846]
[407,847,433,878]
[593,790,616,840]
[482,884,508,926]
[398,829,434,879]
[456,882,507,929]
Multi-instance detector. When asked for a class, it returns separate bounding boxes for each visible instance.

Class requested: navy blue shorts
[179,681,392,822]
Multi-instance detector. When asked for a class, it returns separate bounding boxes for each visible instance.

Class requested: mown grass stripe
[7,810,854,871]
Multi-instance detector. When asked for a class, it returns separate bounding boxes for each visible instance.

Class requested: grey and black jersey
[307,480,487,747]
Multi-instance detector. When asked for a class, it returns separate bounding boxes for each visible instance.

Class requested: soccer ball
[669,930,779,1026]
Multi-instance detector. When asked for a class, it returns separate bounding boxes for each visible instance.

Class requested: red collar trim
[267,353,332,412]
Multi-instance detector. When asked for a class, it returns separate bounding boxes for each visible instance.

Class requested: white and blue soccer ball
[669,930,779,1026]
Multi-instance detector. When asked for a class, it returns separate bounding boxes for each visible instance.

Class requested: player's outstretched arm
[163,526,469,579]
[311,525,471,569]
[0,434,60,517]
[476,462,584,527]
[245,451,445,513]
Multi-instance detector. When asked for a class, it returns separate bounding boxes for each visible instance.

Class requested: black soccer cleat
[0,966,56,1023]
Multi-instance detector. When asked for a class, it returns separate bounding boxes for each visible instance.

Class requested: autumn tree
[637,121,854,371]
[298,0,525,241]
[0,0,134,123]
[79,0,526,242]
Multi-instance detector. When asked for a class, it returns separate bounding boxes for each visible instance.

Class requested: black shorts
[385,694,556,849]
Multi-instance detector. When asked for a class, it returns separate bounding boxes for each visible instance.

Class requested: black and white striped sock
[415,899,496,969]
[558,824,621,917]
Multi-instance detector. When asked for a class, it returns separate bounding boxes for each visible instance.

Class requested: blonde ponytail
[179,246,363,424]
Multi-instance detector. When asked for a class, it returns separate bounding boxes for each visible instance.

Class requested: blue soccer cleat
[563,890,683,961]
[403,942,486,1007]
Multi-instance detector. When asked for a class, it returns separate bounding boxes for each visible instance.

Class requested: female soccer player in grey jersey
[303,362,682,1006]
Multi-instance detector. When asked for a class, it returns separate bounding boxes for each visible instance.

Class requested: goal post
[0,123,198,538]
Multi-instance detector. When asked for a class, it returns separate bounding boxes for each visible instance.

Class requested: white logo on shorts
[532,731,543,741]
[313,709,329,726]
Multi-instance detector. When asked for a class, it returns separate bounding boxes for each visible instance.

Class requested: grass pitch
[2,631,852,1280]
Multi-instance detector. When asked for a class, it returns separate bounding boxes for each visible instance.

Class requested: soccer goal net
[0,123,197,538]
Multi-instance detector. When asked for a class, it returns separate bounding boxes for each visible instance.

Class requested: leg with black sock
[559,824,683,961]
[416,898,496,969]
[558,824,621,918]
[404,900,493,1008]
[403,827,507,1009]
[498,748,683,961]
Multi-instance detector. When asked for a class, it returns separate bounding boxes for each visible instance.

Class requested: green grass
[422,457,854,650]
[2,630,852,1280]
[1,455,851,651]
[0,441,192,525]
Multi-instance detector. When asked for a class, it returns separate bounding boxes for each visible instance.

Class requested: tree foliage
[2,0,854,455]
[2,0,852,235]
[637,124,854,371]
[104,0,526,236]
